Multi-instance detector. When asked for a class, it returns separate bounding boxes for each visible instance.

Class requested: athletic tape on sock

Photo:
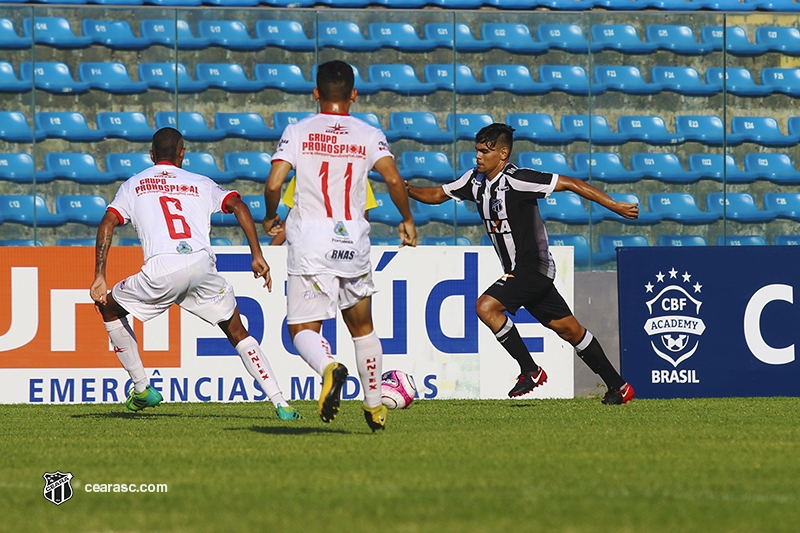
[575,330,594,352]
[495,317,514,339]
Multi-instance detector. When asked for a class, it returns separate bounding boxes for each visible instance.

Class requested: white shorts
[286,272,377,325]
[112,252,236,326]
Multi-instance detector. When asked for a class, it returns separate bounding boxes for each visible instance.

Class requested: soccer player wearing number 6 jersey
[263,60,417,431]
[90,127,300,419]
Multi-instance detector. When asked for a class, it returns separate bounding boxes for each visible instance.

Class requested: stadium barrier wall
[618,246,799,398]
[0,245,574,404]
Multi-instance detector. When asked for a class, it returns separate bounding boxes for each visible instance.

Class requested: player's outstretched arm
[263,160,293,235]
[405,180,450,205]
[90,211,120,305]
[227,195,272,291]
[374,156,417,247]
[555,175,639,220]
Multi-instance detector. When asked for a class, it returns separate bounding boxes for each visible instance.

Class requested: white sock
[292,329,336,376]
[105,318,147,394]
[235,336,288,408]
[353,331,383,408]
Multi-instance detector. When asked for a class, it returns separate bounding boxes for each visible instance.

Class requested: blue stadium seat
[788,117,800,138]
[547,234,590,267]
[399,151,455,183]
[774,235,800,245]
[630,153,700,184]
[196,63,266,93]
[658,235,707,247]
[273,111,314,132]
[424,64,493,94]
[518,151,586,179]
[422,236,473,246]
[36,112,106,143]
[594,192,662,225]
[675,115,744,146]
[254,63,314,94]
[539,192,604,224]
[718,235,767,246]
[744,153,800,184]
[506,113,574,144]
[480,234,493,246]
[561,115,627,145]
[368,22,438,52]
[583,0,643,9]
[368,193,404,225]
[645,24,712,55]
[119,238,142,246]
[480,23,548,54]
[82,19,151,50]
[0,195,67,226]
[590,24,658,54]
[700,26,769,56]
[20,62,90,94]
[318,21,381,51]
[428,0,488,6]
[593,235,649,265]
[0,112,44,143]
[423,22,492,52]
[351,112,397,142]
[704,67,772,97]
[446,113,494,141]
[182,152,237,183]
[483,64,551,95]
[23,17,93,49]
[254,20,315,51]
[214,112,280,141]
[97,112,156,143]
[155,112,226,142]
[106,153,153,179]
[706,192,774,223]
[45,153,116,184]
[618,115,684,145]
[764,192,800,221]
[417,200,482,225]
[761,68,800,97]
[730,117,800,147]
[756,26,800,55]
[747,0,800,10]
[536,23,604,53]
[651,66,718,96]
[388,112,452,144]
[139,63,209,93]
[197,20,266,51]
[210,237,234,246]
[688,153,755,183]
[573,152,643,183]
[56,195,108,225]
[211,195,267,226]
[372,237,402,246]
[57,238,96,247]
[0,18,28,50]
[141,19,211,50]
[0,239,44,247]
[204,0,259,5]
[458,152,477,174]
[648,193,720,224]
[594,65,662,95]
[0,153,45,183]
[310,64,380,96]
[539,65,605,96]
[368,64,437,96]
[224,152,272,182]
[0,61,29,93]
[371,0,430,6]
[79,62,148,94]
[260,0,316,6]
[147,0,203,4]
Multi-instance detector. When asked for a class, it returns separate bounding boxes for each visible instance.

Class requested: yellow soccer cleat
[319,362,348,423]
[363,402,388,432]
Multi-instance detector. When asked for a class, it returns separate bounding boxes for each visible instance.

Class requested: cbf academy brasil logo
[643,268,706,368]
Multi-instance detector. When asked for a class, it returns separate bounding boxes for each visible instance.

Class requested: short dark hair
[316,60,355,102]
[152,127,183,162]
[475,123,515,154]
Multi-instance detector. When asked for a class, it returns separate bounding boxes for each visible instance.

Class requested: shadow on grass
[245,425,350,436]
[70,411,261,420]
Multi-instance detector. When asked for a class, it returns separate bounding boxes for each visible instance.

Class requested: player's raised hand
[614,202,639,220]
[89,276,108,305]
[252,256,272,291]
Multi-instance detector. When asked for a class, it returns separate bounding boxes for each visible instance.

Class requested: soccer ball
[381,370,417,410]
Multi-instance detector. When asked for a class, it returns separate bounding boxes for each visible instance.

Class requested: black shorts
[483,267,573,324]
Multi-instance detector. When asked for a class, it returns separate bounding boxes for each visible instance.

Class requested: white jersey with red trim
[273,112,393,276]
[108,162,238,263]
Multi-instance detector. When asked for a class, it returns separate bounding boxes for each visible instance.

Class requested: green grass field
[1,397,799,533]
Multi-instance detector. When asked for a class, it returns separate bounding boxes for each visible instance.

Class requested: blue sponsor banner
[618,246,799,398]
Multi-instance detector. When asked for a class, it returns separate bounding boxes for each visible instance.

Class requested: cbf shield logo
[643,268,706,367]
[43,471,73,505]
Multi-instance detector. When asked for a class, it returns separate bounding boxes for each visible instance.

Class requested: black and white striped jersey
[442,163,558,278]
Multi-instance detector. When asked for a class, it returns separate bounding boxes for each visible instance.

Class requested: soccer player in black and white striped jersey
[406,123,638,404]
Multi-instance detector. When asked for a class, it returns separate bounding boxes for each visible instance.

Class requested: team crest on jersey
[333,221,349,237]
[491,198,503,212]
[176,242,193,254]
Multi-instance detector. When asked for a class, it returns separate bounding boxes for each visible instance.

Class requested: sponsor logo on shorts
[211,285,233,304]
[326,249,356,262]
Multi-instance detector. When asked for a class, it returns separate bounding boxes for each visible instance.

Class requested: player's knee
[475,295,498,323]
